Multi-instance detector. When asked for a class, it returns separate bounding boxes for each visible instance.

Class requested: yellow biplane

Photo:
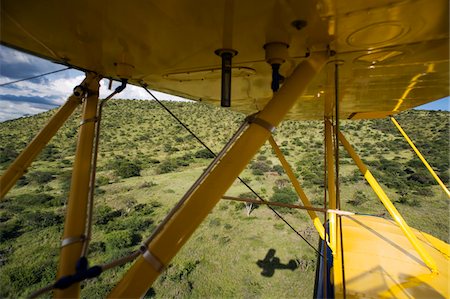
[0,0,449,298]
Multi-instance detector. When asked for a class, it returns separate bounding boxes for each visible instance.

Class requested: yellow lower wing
[335,215,449,298]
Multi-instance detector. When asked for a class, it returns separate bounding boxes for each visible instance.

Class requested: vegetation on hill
[0,100,448,298]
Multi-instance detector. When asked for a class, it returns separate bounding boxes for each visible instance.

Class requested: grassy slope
[0,100,448,298]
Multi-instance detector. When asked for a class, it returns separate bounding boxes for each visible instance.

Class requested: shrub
[139,181,157,189]
[89,241,106,254]
[133,203,160,215]
[95,206,123,225]
[209,218,221,227]
[0,220,22,241]
[241,177,252,184]
[3,258,56,295]
[175,154,193,167]
[347,190,368,206]
[250,161,271,176]
[413,188,434,197]
[163,143,179,153]
[105,230,141,250]
[16,176,29,187]
[109,156,142,178]
[272,165,284,175]
[96,176,110,186]
[59,170,72,193]
[396,196,421,207]
[0,144,18,164]
[194,149,214,159]
[28,171,54,184]
[22,211,63,229]
[407,172,433,185]
[12,193,55,206]
[38,144,60,161]
[157,160,178,174]
[281,148,290,156]
[0,211,12,223]
[115,161,141,178]
[105,217,153,232]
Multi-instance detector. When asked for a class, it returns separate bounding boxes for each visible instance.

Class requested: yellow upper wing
[1,0,448,119]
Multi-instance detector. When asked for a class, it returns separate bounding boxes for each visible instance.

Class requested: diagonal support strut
[108,52,329,298]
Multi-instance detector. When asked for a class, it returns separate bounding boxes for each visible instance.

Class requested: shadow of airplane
[256,248,299,277]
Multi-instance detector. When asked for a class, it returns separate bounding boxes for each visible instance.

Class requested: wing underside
[0,0,448,119]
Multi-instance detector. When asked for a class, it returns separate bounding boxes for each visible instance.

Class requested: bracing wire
[0,67,70,87]
[335,61,347,298]
[141,84,322,257]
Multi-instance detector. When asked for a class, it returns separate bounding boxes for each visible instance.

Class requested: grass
[0,100,449,298]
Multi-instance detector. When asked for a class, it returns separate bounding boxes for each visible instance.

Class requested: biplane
[0,0,449,298]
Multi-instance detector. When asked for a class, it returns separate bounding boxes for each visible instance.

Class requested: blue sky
[0,45,448,122]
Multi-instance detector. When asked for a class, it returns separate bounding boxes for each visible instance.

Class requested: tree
[270,187,298,213]
[250,161,271,176]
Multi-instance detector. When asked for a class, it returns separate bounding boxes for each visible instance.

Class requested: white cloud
[0,100,49,121]
[0,72,192,122]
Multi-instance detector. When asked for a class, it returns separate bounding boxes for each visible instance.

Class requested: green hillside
[0,100,449,298]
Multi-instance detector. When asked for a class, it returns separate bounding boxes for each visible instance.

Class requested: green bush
[28,170,54,184]
[96,176,110,186]
[2,258,57,296]
[413,188,434,197]
[105,217,154,233]
[407,172,433,185]
[157,160,178,174]
[347,190,368,206]
[396,196,421,207]
[281,148,290,156]
[175,154,193,167]
[163,143,179,153]
[0,211,12,223]
[59,170,72,193]
[0,220,22,241]
[12,193,54,206]
[109,156,142,178]
[270,187,298,213]
[38,144,60,161]
[95,206,123,225]
[115,161,141,178]
[89,241,106,254]
[272,165,284,175]
[105,230,142,250]
[0,144,18,164]
[16,176,29,187]
[21,211,62,229]
[194,149,214,159]
[250,161,271,176]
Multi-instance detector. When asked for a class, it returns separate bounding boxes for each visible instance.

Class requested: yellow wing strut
[268,136,325,240]
[338,130,438,273]
[391,117,450,198]
[54,74,101,298]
